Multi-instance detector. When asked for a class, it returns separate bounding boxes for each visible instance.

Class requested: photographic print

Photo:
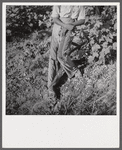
[2,2,120,148]
[5,4,118,115]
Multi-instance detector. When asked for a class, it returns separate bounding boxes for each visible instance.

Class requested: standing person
[48,5,85,100]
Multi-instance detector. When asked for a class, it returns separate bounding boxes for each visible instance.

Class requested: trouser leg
[48,36,59,89]
[57,30,77,79]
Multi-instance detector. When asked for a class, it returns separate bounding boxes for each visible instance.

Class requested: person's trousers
[57,30,77,78]
[48,35,60,89]
[48,29,77,90]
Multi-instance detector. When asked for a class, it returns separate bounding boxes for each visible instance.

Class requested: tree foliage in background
[6,5,52,40]
[84,6,117,65]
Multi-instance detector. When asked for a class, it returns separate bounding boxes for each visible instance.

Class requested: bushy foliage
[6,5,117,115]
[84,6,117,64]
[6,5,52,41]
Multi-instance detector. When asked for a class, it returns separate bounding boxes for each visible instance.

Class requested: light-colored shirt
[51,5,85,40]
[51,5,85,20]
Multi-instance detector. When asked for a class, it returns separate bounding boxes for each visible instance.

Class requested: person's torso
[52,6,80,38]
[59,6,80,19]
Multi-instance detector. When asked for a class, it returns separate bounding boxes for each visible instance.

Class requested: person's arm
[71,6,85,27]
[70,19,85,27]
[51,5,75,31]
[53,17,74,31]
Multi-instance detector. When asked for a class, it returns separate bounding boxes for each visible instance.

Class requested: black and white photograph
[5,4,119,115]
[2,1,120,148]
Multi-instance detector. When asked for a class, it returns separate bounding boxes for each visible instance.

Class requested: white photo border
[2,2,120,148]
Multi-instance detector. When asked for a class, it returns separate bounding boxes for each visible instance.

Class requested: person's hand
[64,24,74,31]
